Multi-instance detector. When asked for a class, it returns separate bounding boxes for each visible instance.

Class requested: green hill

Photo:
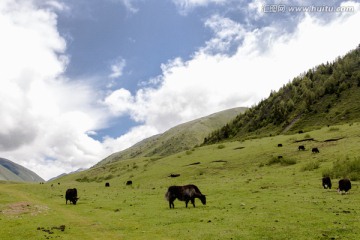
[204,44,360,144]
[2,122,359,239]
[0,158,44,182]
[97,107,247,166]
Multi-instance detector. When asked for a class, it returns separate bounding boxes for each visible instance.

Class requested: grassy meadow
[1,122,360,239]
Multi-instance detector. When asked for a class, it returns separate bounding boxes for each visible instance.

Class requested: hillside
[28,122,360,239]
[97,107,246,166]
[204,44,360,144]
[0,158,44,182]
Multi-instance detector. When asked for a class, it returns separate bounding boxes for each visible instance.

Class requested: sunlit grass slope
[97,107,246,166]
[1,122,360,239]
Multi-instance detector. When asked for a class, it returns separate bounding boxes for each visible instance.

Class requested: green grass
[1,122,360,239]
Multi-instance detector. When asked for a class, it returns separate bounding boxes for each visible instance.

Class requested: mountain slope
[97,107,247,166]
[0,158,44,182]
[204,44,360,144]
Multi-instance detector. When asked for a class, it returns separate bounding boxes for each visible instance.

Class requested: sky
[0,0,359,180]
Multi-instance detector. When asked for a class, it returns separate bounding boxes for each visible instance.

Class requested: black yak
[338,178,351,194]
[298,145,305,151]
[105,182,110,187]
[165,184,206,209]
[65,188,79,205]
[169,174,180,178]
[312,147,320,153]
[277,144,283,147]
[322,176,332,189]
[126,180,133,185]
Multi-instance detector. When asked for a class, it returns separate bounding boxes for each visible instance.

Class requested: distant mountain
[204,44,360,144]
[96,107,247,166]
[47,168,87,182]
[0,158,44,182]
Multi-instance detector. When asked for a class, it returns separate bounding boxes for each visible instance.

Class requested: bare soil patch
[1,201,49,217]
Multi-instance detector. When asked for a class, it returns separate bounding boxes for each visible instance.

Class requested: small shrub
[104,174,114,180]
[304,134,311,139]
[329,157,360,181]
[330,157,360,180]
[301,161,320,171]
[267,157,296,166]
[150,157,162,162]
[281,158,297,165]
[76,176,91,182]
[267,157,281,165]
[217,144,226,149]
[329,127,340,131]
[186,150,192,155]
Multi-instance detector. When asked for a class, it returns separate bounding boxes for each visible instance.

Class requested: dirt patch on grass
[1,202,49,217]
[211,160,228,163]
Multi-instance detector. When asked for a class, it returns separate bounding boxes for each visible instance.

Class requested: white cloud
[109,58,126,79]
[104,88,134,115]
[102,125,158,154]
[110,0,139,13]
[172,0,228,14]
[0,0,110,180]
[123,0,139,13]
[203,15,245,54]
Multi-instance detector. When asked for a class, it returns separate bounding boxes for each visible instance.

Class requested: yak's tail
[165,190,170,201]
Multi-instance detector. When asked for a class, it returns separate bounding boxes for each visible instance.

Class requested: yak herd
[64,177,351,209]
[277,143,353,195]
[63,141,353,208]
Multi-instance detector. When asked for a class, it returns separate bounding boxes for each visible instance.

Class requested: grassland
[1,122,360,239]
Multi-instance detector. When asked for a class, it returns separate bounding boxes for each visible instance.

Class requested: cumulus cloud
[0,0,110,180]
[102,125,159,154]
[203,15,245,54]
[119,0,139,13]
[172,0,228,14]
[104,88,134,115]
[108,57,126,79]
[110,0,139,13]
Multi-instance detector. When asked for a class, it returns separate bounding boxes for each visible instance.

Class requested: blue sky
[0,0,359,180]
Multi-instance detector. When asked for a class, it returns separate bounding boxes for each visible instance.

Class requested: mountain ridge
[0,158,44,182]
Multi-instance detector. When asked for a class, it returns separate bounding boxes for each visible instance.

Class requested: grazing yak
[169,173,180,178]
[338,178,351,194]
[322,176,332,189]
[65,188,79,205]
[277,144,283,147]
[298,145,305,151]
[105,182,110,187]
[165,184,206,209]
[312,147,320,153]
[126,180,133,186]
